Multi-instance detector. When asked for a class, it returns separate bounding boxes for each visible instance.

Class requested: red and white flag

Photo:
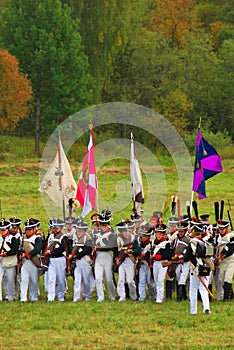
[130,132,144,214]
[76,129,98,218]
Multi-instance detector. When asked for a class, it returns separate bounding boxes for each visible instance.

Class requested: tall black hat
[9,217,22,227]
[0,219,11,230]
[25,218,39,230]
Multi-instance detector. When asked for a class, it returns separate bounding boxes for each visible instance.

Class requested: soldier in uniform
[0,219,19,301]
[215,220,234,301]
[115,221,140,302]
[69,220,93,302]
[44,218,71,302]
[137,229,155,301]
[152,223,171,303]
[130,212,142,239]
[8,217,22,300]
[93,212,117,302]
[165,215,179,299]
[183,222,211,315]
[20,218,43,302]
[65,216,76,244]
[171,221,190,301]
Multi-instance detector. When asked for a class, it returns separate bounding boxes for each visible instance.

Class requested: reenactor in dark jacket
[152,223,171,303]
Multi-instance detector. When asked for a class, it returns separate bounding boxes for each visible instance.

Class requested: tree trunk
[35,97,40,156]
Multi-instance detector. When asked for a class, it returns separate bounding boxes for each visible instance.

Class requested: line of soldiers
[0,202,233,314]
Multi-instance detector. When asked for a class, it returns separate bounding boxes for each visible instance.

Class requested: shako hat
[155,223,167,233]
[0,219,11,230]
[190,221,204,234]
[25,218,39,230]
[49,218,65,228]
[101,209,112,219]
[200,214,210,222]
[126,219,135,229]
[98,213,110,225]
[177,221,189,231]
[217,220,229,230]
[130,213,141,223]
[168,216,179,226]
[140,226,152,236]
[75,220,89,231]
[153,211,162,219]
[9,217,22,227]
[116,221,129,232]
[65,216,75,224]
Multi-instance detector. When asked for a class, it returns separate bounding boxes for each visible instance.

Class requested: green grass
[0,277,234,349]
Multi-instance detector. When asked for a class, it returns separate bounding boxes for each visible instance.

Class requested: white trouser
[175,262,190,285]
[189,270,210,314]
[218,255,234,284]
[94,251,115,302]
[0,261,4,301]
[138,263,155,301]
[3,266,16,301]
[20,259,39,302]
[73,257,92,301]
[153,260,168,303]
[117,257,137,300]
[213,269,223,300]
[47,256,66,302]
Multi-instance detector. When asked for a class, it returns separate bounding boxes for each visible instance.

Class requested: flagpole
[130,132,135,213]
[190,117,201,214]
[58,131,66,221]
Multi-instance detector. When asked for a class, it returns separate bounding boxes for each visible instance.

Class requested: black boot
[125,283,130,299]
[177,285,184,302]
[208,284,213,302]
[223,282,232,301]
[182,285,188,301]
[166,280,173,299]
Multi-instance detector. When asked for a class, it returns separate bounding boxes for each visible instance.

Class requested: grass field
[0,278,234,349]
[0,273,234,350]
[0,136,234,349]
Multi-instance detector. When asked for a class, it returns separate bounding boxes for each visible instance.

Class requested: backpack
[195,240,206,258]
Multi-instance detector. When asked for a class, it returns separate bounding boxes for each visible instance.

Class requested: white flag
[130,132,144,214]
[39,137,77,210]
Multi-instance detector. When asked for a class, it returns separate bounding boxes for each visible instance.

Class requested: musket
[113,240,134,273]
[220,200,224,220]
[227,200,233,231]
[162,259,183,268]
[214,201,219,223]
[192,200,199,221]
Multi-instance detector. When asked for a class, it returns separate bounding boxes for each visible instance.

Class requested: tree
[0,49,32,130]
[62,0,151,103]
[144,0,199,46]
[197,0,234,51]
[0,0,91,155]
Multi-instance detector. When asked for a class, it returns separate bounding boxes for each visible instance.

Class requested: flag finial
[89,121,93,130]
[198,117,202,129]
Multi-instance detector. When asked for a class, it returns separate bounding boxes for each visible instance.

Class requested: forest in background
[0,0,233,155]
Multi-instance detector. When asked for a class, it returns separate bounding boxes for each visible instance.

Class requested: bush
[183,129,232,156]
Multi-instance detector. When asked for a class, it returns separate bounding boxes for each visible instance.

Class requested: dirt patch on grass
[0,163,40,177]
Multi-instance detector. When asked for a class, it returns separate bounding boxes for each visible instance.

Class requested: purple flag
[192,129,223,199]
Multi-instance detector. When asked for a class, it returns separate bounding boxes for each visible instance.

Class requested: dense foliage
[0,0,233,153]
[0,49,32,130]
